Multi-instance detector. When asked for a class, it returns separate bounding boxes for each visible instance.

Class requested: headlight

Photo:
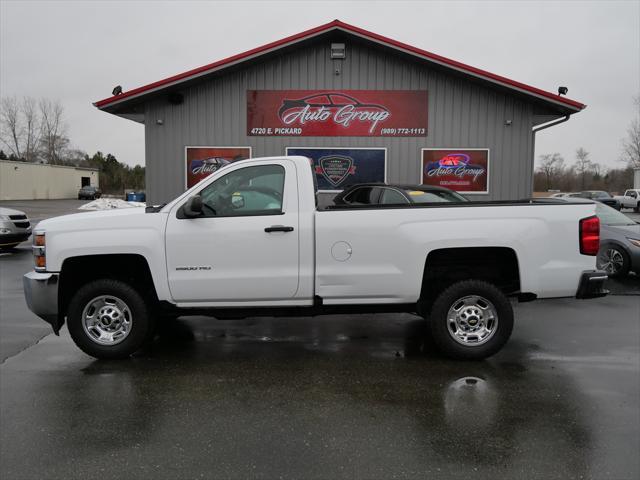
[627,238,640,248]
[0,214,9,221]
[33,233,46,270]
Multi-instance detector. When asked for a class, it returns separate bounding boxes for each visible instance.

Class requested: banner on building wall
[421,149,489,194]
[248,90,427,137]
[185,146,251,189]
[286,147,386,192]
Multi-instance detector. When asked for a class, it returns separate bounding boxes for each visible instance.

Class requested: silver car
[0,207,32,250]
[594,203,640,277]
[534,198,639,277]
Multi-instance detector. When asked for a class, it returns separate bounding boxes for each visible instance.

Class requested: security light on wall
[331,43,346,59]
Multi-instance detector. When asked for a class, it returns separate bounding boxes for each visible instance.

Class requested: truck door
[165,160,299,303]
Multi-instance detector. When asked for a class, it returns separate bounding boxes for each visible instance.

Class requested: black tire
[635,202,639,213]
[428,280,514,360]
[67,279,155,359]
[597,245,630,278]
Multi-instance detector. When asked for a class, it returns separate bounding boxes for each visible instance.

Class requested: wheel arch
[599,240,631,257]
[59,254,159,320]
[419,246,521,312]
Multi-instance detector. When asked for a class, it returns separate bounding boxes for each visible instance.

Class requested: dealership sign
[421,149,489,193]
[287,147,386,191]
[248,90,427,136]
[185,146,251,189]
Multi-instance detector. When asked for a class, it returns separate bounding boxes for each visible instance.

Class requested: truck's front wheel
[67,279,154,359]
[428,280,513,360]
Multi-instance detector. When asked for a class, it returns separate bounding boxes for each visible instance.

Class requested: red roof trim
[94,19,585,111]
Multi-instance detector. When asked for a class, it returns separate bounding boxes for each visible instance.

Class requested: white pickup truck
[614,189,640,212]
[23,156,608,360]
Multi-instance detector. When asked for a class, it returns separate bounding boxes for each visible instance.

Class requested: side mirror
[183,196,203,218]
[231,193,245,209]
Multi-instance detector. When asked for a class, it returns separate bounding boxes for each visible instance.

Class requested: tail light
[579,216,599,256]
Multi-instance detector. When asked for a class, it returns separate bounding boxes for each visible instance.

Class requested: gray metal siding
[144,39,535,204]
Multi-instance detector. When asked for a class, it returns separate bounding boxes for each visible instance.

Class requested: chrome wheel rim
[447,295,498,346]
[82,295,133,345]
[597,248,624,275]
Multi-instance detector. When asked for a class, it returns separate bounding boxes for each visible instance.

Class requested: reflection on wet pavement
[2,298,638,480]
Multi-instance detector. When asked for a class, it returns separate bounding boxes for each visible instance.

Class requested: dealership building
[94,20,585,204]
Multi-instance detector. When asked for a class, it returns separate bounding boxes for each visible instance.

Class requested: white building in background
[635,168,640,189]
[0,160,100,200]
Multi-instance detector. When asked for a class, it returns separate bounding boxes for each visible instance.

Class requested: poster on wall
[185,146,251,189]
[248,90,427,137]
[421,149,489,194]
[286,147,386,192]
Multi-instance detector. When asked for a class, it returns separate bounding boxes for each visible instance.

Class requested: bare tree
[39,99,68,164]
[621,96,640,168]
[0,96,23,159]
[22,97,41,162]
[536,153,565,191]
[574,147,592,190]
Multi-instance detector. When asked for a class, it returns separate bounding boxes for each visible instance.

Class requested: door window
[198,165,285,217]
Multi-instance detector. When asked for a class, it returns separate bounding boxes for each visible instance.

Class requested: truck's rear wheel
[428,280,513,360]
[67,279,154,359]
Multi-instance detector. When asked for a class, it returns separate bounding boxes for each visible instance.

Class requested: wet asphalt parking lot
[0,200,638,480]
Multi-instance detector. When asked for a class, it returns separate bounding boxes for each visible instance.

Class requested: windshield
[595,204,636,226]
[406,189,468,203]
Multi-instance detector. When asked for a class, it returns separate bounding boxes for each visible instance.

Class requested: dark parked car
[534,196,639,277]
[595,203,640,277]
[78,186,102,200]
[569,190,621,210]
[332,184,469,206]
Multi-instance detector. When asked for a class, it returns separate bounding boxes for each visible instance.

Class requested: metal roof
[94,19,586,112]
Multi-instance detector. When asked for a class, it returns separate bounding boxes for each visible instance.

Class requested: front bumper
[0,232,31,246]
[23,271,62,334]
[575,270,609,299]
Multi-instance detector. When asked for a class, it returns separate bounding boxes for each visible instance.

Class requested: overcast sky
[1,0,638,169]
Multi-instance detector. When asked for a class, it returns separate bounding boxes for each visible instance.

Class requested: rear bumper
[23,271,62,334]
[575,270,609,299]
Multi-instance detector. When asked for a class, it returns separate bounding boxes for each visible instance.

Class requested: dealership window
[199,165,284,217]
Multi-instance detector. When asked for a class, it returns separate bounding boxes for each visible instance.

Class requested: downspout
[530,114,571,196]
[532,114,570,133]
